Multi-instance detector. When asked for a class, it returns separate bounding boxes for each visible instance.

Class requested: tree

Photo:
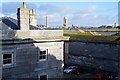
[106,26,112,28]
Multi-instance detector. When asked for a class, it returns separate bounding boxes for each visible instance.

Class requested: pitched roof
[0,17,40,30]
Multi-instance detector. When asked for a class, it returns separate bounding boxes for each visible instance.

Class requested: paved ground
[63,65,118,80]
[63,73,95,80]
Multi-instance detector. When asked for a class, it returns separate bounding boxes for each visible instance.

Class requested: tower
[29,9,37,26]
[63,17,68,28]
[17,2,29,30]
[46,16,48,28]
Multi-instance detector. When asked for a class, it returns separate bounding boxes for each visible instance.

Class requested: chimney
[63,17,68,28]
[32,9,35,14]
[23,2,26,8]
[29,10,32,14]
[46,16,48,28]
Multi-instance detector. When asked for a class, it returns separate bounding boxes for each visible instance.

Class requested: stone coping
[1,36,70,45]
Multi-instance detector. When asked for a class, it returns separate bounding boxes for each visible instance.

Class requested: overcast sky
[1,2,119,27]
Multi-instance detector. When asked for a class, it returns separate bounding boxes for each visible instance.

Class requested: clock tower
[17,2,29,30]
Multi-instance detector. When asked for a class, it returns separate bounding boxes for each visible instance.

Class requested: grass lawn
[64,32,120,42]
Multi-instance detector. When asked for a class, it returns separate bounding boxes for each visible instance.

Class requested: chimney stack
[63,17,68,28]
[32,9,35,14]
[23,2,26,8]
[46,16,48,28]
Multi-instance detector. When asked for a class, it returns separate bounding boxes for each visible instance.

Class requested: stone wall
[34,42,64,78]
[2,40,64,79]
[65,41,119,74]
[0,50,2,80]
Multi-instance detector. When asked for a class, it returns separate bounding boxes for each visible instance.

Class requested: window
[2,53,13,66]
[39,49,48,60]
[39,75,47,80]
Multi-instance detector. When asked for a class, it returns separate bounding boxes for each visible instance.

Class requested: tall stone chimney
[29,9,37,26]
[46,16,48,28]
[23,2,26,8]
[63,17,68,28]
[17,2,29,30]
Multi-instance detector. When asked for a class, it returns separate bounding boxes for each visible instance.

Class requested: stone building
[1,2,69,80]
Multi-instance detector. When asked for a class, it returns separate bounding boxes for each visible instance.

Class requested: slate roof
[0,17,40,30]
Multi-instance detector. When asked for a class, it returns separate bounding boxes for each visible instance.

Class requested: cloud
[38,4,61,14]
[0,13,5,17]
[86,5,96,12]
[37,4,97,26]
[2,2,37,15]
[37,4,118,27]
[2,2,22,15]
[1,2,117,27]
[37,13,63,26]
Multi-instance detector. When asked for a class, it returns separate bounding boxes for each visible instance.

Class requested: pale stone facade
[2,38,65,79]
[1,28,69,79]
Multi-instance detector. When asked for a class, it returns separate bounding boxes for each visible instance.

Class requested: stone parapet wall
[1,30,63,39]
[0,52,2,80]
[65,41,119,74]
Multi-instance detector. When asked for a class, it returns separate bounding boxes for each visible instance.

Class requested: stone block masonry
[65,40,119,75]
[2,40,64,79]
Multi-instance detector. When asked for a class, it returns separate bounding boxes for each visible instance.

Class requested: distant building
[1,2,69,79]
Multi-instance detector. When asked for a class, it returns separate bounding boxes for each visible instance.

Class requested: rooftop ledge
[1,30,65,39]
[1,36,70,45]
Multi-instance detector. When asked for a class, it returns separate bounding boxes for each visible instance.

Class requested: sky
[0,2,119,27]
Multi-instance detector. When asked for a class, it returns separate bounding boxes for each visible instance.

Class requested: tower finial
[23,2,26,8]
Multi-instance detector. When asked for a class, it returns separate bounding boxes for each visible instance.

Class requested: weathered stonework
[1,29,69,79]
[17,2,29,30]
[65,40,119,76]
[2,40,65,79]
[0,50,2,80]
[63,17,68,28]
[1,2,70,80]
[0,29,2,80]
[29,9,37,26]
